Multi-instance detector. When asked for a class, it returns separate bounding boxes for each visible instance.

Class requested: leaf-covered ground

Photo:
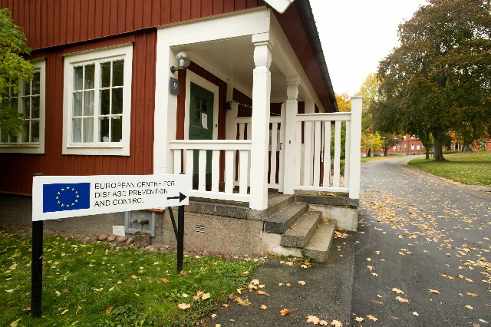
[351,156,491,326]
[0,231,257,326]
[408,152,491,186]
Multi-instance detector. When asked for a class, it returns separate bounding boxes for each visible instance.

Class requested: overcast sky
[310,0,428,96]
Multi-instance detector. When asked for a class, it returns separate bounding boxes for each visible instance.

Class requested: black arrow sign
[167,192,187,202]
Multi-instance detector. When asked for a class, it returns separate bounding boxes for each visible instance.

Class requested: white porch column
[349,96,362,200]
[283,80,300,194]
[250,34,272,210]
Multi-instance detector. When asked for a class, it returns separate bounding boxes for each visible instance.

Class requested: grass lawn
[0,230,257,327]
[408,152,491,186]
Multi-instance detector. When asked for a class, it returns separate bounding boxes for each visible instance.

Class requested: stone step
[280,211,321,248]
[266,194,295,215]
[302,222,336,263]
[263,203,308,234]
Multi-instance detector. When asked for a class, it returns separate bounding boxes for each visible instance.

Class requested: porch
[154,9,362,212]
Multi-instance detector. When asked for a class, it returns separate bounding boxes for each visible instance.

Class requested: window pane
[84,91,94,116]
[84,64,95,89]
[32,71,41,94]
[99,117,110,142]
[32,96,40,118]
[22,97,30,118]
[101,62,111,88]
[72,118,82,142]
[83,117,93,143]
[100,89,110,115]
[74,66,84,90]
[22,80,31,96]
[22,120,30,143]
[112,60,124,86]
[1,129,8,143]
[31,120,39,143]
[73,92,82,116]
[111,88,123,114]
[111,116,122,142]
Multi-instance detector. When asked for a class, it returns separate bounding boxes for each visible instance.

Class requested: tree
[335,93,351,112]
[373,0,491,161]
[0,8,33,137]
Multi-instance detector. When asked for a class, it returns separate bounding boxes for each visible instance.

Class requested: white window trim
[62,45,133,156]
[184,70,219,140]
[0,61,46,154]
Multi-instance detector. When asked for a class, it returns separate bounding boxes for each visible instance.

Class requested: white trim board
[153,8,271,174]
[62,45,133,156]
[0,61,46,154]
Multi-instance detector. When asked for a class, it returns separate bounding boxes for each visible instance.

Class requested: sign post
[31,174,191,317]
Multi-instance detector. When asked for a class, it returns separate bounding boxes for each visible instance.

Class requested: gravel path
[351,157,491,326]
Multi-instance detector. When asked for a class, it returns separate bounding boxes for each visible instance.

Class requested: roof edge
[263,0,296,14]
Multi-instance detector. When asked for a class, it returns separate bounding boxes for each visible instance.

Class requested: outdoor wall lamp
[170,51,191,74]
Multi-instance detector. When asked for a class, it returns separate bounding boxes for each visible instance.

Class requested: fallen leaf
[395,296,409,304]
[177,303,191,310]
[256,290,270,296]
[159,277,169,284]
[428,289,440,295]
[306,315,320,324]
[465,305,474,310]
[412,311,419,317]
[392,288,405,295]
[466,292,478,297]
[280,308,289,316]
[260,304,268,310]
[61,309,69,315]
[9,319,21,327]
[298,281,306,286]
[354,316,364,322]
[234,297,251,306]
[367,314,378,322]
[331,320,343,327]
[320,320,329,326]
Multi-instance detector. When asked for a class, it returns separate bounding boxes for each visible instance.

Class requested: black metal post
[176,205,184,273]
[31,220,44,317]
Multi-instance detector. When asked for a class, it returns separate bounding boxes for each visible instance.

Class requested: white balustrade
[296,111,360,195]
[169,140,252,203]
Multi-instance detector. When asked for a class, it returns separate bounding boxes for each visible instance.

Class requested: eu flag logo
[43,183,90,213]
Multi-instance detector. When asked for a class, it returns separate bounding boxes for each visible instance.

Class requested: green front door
[189,82,214,188]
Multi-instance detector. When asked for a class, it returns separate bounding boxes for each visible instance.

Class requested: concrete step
[302,222,336,263]
[263,203,308,234]
[266,194,295,215]
[280,211,321,248]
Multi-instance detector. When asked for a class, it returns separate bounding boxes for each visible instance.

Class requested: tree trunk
[433,138,445,161]
[383,147,389,157]
[462,144,472,152]
[425,148,430,160]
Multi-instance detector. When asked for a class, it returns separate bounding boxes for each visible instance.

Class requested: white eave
[264,0,296,14]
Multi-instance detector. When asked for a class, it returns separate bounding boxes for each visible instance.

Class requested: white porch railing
[169,140,252,203]
[235,116,284,190]
[295,97,362,199]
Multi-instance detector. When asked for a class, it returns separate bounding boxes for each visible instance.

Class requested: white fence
[169,140,251,202]
[235,116,284,190]
[294,97,362,199]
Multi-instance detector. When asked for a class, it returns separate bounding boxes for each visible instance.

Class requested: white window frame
[62,45,133,156]
[0,61,46,154]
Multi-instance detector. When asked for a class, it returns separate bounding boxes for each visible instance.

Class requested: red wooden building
[0,0,362,258]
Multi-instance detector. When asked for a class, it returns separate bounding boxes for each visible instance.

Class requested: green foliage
[0,8,33,134]
[373,0,491,160]
[0,231,258,327]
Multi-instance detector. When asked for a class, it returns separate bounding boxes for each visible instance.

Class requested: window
[0,61,45,154]
[63,45,132,156]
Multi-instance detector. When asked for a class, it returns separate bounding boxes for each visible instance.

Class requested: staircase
[263,194,336,263]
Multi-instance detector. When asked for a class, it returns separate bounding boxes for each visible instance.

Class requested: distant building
[486,139,491,152]
[389,135,425,155]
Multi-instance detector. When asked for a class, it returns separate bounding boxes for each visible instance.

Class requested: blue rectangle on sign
[43,183,91,213]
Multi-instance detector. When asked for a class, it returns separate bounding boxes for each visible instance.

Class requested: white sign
[32,174,192,221]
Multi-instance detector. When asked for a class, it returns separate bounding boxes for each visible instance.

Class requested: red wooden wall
[0,31,157,195]
[0,0,262,50]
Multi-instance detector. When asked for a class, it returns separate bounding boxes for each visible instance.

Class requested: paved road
[352,157,491,326]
